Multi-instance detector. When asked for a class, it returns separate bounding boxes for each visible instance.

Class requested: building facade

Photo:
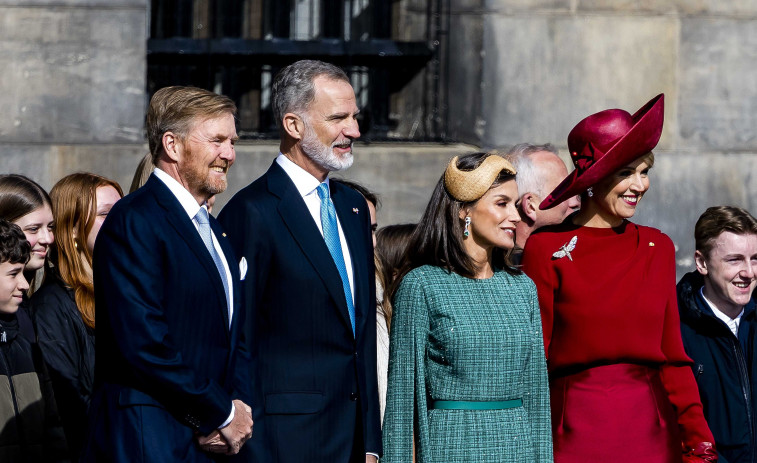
[1,0,755,276]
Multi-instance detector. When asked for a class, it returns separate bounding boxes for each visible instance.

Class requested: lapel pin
[552,235,578,261]
[352,208,359,214]
[222,232,227,237]
[649,242,654,246]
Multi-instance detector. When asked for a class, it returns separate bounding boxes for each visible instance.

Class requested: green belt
[431,398,523,410]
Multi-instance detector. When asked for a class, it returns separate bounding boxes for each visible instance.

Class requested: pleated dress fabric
[382,265,552,462]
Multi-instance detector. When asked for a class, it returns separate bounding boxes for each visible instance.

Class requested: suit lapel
[212,218,239,338]
[148,176,231,338]
[266,163,354,333]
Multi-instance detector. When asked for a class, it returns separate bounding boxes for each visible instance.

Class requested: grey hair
[504,143,559,199]
[272,60,350,133]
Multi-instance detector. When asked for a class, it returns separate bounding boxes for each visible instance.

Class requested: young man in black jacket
[0,219,68,462]
[678,206,757,463]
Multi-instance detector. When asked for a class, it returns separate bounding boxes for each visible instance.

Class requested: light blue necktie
[316,183,356,336]
[194,207,230,311]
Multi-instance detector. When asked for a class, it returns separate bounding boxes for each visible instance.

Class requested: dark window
[147,0,445,141]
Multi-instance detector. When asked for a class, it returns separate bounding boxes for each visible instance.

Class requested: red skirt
[550,363,681,463]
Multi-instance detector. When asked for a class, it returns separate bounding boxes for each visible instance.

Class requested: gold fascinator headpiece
[444,155,517,202]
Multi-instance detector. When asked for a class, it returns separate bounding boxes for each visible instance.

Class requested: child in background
[0,218,68,462]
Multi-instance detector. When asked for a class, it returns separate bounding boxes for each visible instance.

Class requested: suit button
[354,352,359,359]
[350,392,358,401]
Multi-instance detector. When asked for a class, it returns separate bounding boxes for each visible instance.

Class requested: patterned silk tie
[316,183,356,336]
[194,207,230,310]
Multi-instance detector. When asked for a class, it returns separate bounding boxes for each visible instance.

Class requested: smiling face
[462,179,521,252]
[583,155,652,227]
[14,205,55,272]
[0,261,28,314]
[177,113,237,204]
[299,76,360,173]
[85,185,122,255]
[696,231,757,317]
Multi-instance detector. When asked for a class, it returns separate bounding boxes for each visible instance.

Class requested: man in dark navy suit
[84,86,253,462]
[218,60,381,462]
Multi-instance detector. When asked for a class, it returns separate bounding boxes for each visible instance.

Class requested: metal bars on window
[147,0,443,141]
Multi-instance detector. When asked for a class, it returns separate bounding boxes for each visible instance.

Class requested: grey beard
[301,128,354,172]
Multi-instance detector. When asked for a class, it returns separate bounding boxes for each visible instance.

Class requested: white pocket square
[239,257,248,280]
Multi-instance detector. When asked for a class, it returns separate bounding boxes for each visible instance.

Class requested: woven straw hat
[444,154,517,202]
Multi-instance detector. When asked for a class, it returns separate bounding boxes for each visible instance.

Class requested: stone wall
[0,141,470,225]
[0,0,755,278]
[447,0,757,152]
[0,1,146,143]
[444,0,757,276]
[4,141,754,279]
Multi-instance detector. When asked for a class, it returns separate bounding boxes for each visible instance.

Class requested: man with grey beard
[218,60,381,463]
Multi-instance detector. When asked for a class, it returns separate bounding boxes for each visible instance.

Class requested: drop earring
[587,187,594,198]
[463,216,471,237]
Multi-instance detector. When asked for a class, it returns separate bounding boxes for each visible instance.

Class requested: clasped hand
[197,399,253,455]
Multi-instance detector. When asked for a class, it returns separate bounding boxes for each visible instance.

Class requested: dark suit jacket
[83,175,251,463]
[218,160,381,462]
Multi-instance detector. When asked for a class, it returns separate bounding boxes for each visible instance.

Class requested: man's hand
[219,399,253,455]
[365,455,378,463]
[196,430,229,454]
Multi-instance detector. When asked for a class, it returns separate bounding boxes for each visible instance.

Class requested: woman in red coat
[521,94,716,462]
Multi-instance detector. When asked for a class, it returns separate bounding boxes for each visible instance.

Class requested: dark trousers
[349,406,366,463]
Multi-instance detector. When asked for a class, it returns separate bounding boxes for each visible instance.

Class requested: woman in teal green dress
[382,152,552,462]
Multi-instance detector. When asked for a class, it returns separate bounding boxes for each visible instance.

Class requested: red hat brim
[539,94,664,210]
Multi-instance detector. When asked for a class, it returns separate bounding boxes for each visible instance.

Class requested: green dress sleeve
[523,279,553,461]
[382,271,430,463]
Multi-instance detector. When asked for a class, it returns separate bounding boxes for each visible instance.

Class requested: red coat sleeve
[653,231,715,447]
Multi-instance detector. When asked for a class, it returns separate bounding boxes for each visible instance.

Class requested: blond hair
[147,86,237,164]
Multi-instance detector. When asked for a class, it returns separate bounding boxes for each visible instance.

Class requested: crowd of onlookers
[0,59,755,463]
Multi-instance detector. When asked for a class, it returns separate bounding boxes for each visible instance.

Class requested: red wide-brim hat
[539,94,664,210]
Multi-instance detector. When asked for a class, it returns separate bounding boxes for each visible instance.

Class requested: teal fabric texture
[382,265,553,462]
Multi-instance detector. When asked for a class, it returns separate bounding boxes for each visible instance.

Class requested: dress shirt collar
[153,168,207,219]
[699,286,744,335]
[276,153,330,198]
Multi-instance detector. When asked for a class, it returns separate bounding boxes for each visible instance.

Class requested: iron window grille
[147,0,447,141]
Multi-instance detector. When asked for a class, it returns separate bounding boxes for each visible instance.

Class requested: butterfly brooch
[552,235,578,261]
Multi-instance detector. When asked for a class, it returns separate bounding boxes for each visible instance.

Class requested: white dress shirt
[700,287,744,337]
[275,154,355,303]
[153,168,235,429]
